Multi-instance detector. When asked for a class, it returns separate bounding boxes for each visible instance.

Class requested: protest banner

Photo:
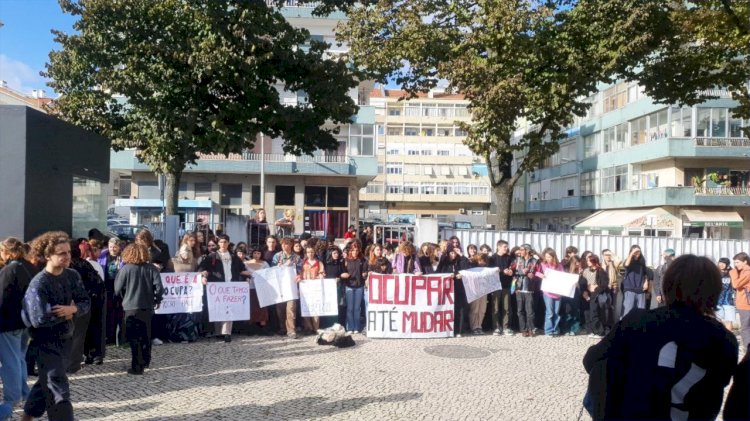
[207,282,251,322]
[155,272,203,314]
[458,267,502,303]
[252,266,299,308]
[299,278,338,317]
[541,269,580,298]
[366,273,454,339]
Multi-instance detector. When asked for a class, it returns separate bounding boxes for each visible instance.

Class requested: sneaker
[455,334,462,338]
[152,338,163,345]
[224,335,232,343]
[473,329,483,335]
[492,329,502,336]
[127,369,144,375]
[567,331,576,337]
[504,330,515,337]
[588,333,597,338]
[352,330,359,334]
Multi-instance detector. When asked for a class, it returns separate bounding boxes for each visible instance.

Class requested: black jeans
[67,311,91,373]
[516,292,535,332]
[586,293,613,336]
[125,309,153,372]
[24,337,74,420]
[85,297,107,361]
[454,279,470,335]
[491,289,512,332]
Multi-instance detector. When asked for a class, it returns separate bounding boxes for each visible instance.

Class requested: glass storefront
[72,176,108,239]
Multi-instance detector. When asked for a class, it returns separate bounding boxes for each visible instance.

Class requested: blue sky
[0,0,76,93]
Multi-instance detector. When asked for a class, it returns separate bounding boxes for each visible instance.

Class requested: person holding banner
[272,238,303,339]
[512,244,539,338]
[468,254,490,335]
[297,247,326,334]
[198,235,249,343]
[580,255,613,338]
[342,241,367,334]
[536,248,565,337]
[438,247,471,337]
[244,247,270,333]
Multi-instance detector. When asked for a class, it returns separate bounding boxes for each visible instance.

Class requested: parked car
[108,224,147,242]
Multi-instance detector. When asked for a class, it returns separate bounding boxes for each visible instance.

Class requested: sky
[0,0,76,94]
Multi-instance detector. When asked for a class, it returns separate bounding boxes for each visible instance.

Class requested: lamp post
[260,132,265,209]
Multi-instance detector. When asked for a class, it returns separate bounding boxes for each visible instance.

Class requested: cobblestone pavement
[14,331,745,421]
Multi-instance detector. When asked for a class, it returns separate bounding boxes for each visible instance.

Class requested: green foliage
[576,0,750,135]
[46,0,359,176]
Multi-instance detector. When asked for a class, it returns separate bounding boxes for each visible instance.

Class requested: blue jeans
[0,329,30,420]
[622,291,646,319]
[345,287,364,332]
[543,295,561,335]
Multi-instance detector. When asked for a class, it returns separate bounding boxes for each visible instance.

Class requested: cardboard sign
[366,273,454,339]
[155,272,203,314]
[299,278,339,317]
[541,269,580,298]
[252,266,299,307]
[207,282,251,322]
[459,267,502,303]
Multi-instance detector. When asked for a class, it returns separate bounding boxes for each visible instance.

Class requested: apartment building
[111,2,377,239]
[360,88,492,225]
[510,81,750,239]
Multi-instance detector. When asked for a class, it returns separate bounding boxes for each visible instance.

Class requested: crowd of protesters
[1,213,749,420]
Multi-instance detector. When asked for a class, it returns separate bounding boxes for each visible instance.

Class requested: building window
[580,171,599,196]
[404,126,419,136]
[366,183,383,194]
[349,124,374,156]
[454,185,471,195]
[420,149,432,156]
[631,116,647,146]
[712,108,727,137]
[583,134,598,158]
[671,107,693,137]
[327,187,348,207]
[387,125,403,136]
[601,165,628,193]
[696,108,711,137]
[455,105,469,117]
[251,185,261,205]
[137,180,160,200]
[404,104,420,117]
[194,182,212,200]
[386,164,403,175]
[436,183,452,195]
[220,184,242,207]
[387,183,403,194]
[304,186,327,207]
[421,184,435,195]
[437,150,450,156]
[407,149,419,156]
[117,176,132,198]
[730,113,744,137]
[471,185,489,196]
[603,82,628,113]
[403,184,419,194]
[387,105,402,116]
[275,185,295,206]
[437,125,452,136]
[455,127,468,136]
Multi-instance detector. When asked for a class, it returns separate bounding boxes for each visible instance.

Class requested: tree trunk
[164,171,181,216]
[492,181,514,231]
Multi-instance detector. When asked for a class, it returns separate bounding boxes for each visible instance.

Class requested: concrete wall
[0,106,28,239]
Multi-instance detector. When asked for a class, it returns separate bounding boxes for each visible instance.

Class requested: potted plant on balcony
[691,175,706,193]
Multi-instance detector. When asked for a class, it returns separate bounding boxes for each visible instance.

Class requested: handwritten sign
[299,278,338,317]
[155,272,203,314]
[252,266,299,307]
[541,269,580,298]
[459,267,502,303]
[207,283,251,322]
[367,273,454,339]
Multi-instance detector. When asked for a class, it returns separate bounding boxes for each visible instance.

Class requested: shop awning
[682,210,744,228]
[573,207,673,232]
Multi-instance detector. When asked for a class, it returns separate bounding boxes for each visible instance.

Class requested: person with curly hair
[21,231,90,421]
[114,243,164,375]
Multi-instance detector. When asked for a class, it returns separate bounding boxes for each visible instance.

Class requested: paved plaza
[10,331,744,420]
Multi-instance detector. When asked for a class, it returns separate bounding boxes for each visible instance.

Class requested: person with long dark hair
[580,255,612,338]
[536,248,564,337]
[621,245,648,318]
[98,238,125,346]
[437,246,470,337]
[67,241,103,373]
[343,241,367,334]
[114,243,164,375]
[511,244,539,337]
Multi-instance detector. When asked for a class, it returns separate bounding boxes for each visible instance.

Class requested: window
[117,176,132,198]
[471,185,489,196]
[137,180,160,199]
[422,103,437,117]
[454,184,471,195]
[387,104,402,116]
[420,148,433,156]
[387,126,403,136]
[455,127,468,136]
[422,127,435,136]
[194,182,212,200]
[386,163,403,174]
[407,146,420,156]
[404,164,420,175]
[730,113,744,137]
[377,164,384,174]
[304,186,326,207]
[437,125,452,136]
[220,184,242,206]
[436,183,452,195]
[438,104,455,118]
[615,123,628,150]
[712,108,727,137]
[696,108,711,137]
[404,104,420,117]
[671,107,693,137]
[601,165,628,193]
[349,124,374,156]
[455,105,469,117]
[251,185,261,205]
[583,134,598,158]
[631,116,647,145]
[275,185,295,206]
[404,126,419,136]
[403,184,419,194]
[387,183,403,194]
[603,82,628,113]
[366,183,383,194]
[327,187,348,207]
[421,183,435,195]
[602,127,615,153]
[437,150,450,156]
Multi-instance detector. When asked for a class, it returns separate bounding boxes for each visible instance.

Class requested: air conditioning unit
[458,208,466,214]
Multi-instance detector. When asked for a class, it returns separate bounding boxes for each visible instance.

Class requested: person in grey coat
[650,248,675,309]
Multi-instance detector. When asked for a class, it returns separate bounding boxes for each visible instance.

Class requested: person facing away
[621,245,649,318]
[583,254,738,421]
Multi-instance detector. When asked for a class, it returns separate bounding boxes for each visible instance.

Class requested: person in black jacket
[324,247,348,328]
[198,235,249,343]
[342,241,367,333]
[579,255,612,338]
[66,242,104,373]
[583,255,738,420]
[723,352,749,421]
[437,246,471,337]
[489,240,515,336]
[114,243,164,375]
[0,237,37,420]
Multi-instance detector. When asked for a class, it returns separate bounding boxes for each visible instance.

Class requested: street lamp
[260,132,265,209]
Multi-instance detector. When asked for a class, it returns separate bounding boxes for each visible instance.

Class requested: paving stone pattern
[16,332,744,420]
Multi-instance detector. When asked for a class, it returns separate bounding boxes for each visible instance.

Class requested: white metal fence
[443,229,750,266]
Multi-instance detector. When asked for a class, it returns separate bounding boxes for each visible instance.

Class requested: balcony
[694,137,750,147]
[265,0,346,19]
[197,152,349,164]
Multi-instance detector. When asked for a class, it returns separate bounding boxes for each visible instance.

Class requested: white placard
[541,269,580,298]
[155,272,203,314]
[252,266,299,307]
[458,267,502,303]
[206,282,251,322]
[367,273,454,339]
[299,278,339,317]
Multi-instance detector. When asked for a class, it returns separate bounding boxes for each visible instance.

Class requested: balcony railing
[694,137,750,147]
[697,89,733,99]
[265,0,320,7]
[197,152,349,164]
[694,186,750,196]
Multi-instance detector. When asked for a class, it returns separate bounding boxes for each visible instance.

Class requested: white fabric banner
[541,269,580,298]
[155,272,203,314]
[206,282,251,322]
[458,267,502,303]
[366,273,454,339]
[253,266,299,307]
[299,278,339,317]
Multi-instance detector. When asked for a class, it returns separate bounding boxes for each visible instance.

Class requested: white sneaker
[504,330,515,336]
[352,330,359,334]
[587,333,597,338]
[492,329,502,336]
[152,338,163,345]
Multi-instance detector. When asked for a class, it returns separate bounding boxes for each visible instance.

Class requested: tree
[575,0,750,137]
[45,0,359,215]
[337,0,605,229]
